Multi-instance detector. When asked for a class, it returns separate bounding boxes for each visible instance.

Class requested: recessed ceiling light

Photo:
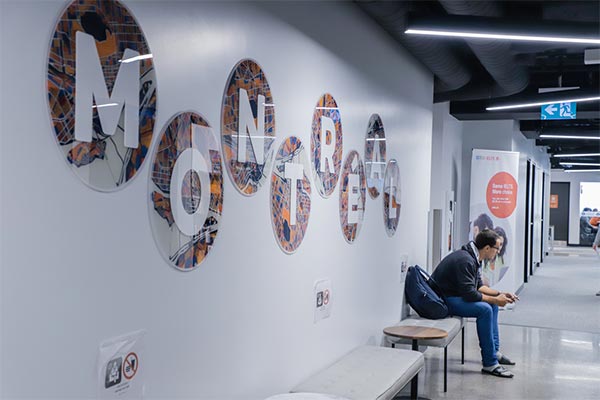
[540,134,600,140]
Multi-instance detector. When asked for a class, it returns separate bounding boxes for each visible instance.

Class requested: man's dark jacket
[431,242,483,302]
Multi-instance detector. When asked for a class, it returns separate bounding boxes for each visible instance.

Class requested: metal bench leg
[444,346,448,392]
[411,372,418,400]
[461,326,465,365]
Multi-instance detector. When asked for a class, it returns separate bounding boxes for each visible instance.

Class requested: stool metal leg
[444,346,447,392]
[461,326,465,364]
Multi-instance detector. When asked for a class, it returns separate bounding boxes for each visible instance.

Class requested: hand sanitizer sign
[314,279,332,323]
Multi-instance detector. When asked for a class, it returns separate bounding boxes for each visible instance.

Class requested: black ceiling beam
[520,119,600,139]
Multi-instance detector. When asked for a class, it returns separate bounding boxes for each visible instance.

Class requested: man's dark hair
[474,229,500,250]
[474,213,494,231]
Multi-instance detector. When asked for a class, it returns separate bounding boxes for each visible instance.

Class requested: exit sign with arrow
[541,102,577,120]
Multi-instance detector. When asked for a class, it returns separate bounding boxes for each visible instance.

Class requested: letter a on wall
[364,114,387,199]
[221,59,276,196]
[47,0,157,191]
[148,112,224,271]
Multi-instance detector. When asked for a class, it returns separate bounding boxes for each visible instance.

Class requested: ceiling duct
[356,1,471,92]
[438,0,530,97]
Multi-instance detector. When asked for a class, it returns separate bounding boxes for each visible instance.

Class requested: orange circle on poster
[486,172,517,219]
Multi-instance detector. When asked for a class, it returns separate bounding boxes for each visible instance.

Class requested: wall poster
[270,136,312,254]
[148,112,224,271]
[339,150,366,243]
[221,59,276,196]
[364,113,387,199]
[469,149,519,292]
[47,0,157,191]
[310,93,343,198]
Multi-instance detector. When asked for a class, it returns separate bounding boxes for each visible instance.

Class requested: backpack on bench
[405,265,449,319]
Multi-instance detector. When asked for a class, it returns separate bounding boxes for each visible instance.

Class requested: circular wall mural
[364,114,387,199]
[383,159,401,237]
[339,150,366,244]
[221,59,276,196]
[270,137,312,254]
[148,112,223,271]
[47,0,157,191]
[310,93,343,198]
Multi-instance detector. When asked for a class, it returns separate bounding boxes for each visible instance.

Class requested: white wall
[551,170,600,245]
[0,1,433,399]
[430,102,463,265]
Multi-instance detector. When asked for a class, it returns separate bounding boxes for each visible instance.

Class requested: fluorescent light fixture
[565,169,600,173]
[119,54,153,63]
[559,162,600,166]
[366,138,386,141]
[486,96,600,111]
[553,153,600,158]
[92,103,119,109]
[315,107,339,110]
[540,134,600,140]
[405,29,600,45]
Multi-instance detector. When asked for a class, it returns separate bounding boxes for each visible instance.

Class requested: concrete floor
[395,247,600,400]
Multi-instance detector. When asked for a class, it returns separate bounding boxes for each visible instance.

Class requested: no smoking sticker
[123,352,139,380]
[98,329,145,399]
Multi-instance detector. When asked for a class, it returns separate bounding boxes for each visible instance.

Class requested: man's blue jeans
[445,296,499,367]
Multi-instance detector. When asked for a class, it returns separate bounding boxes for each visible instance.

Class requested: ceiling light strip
[559,162,600,166]
[486,96,600,111]
[404,29,600,45]
[540,134,600,140]
[564,169,600,173]
[553,153,600,158]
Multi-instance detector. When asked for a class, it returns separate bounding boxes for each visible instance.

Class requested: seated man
[431,229,519,378]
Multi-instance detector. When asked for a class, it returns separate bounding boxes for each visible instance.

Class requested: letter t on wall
[284,163,304,226]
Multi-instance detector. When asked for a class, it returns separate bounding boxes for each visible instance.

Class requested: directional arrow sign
[541,102,576,120]
[544,104,557,115]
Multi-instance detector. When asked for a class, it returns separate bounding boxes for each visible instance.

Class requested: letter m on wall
[75,31,140,148]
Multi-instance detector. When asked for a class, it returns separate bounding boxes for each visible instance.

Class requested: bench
[289,345,424,400]
[384,315,464,393]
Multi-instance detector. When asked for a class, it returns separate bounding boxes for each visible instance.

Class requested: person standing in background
[593,228,600,296]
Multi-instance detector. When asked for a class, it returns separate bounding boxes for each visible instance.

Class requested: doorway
[550,182,570,242]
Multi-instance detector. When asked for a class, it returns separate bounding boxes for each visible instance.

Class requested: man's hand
[495,293,511,307]
[503,292,519,303]
[593,243,598,251]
